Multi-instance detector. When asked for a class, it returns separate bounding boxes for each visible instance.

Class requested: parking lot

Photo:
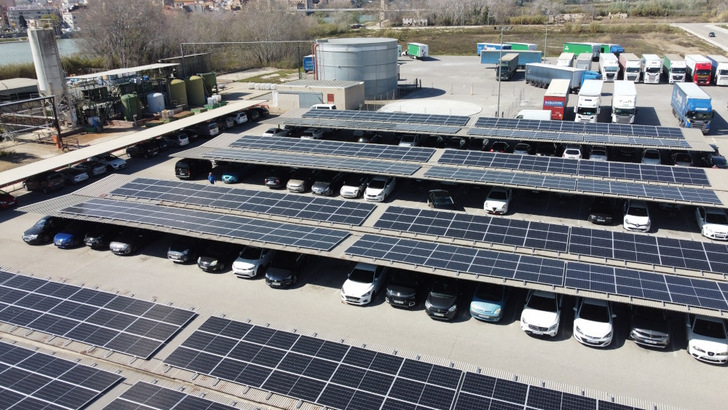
[2,55,728,409]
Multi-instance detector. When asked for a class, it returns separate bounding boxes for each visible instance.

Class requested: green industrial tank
[120,94,139,121]
[186,75,206,107]
[199,72,217,94]
[169,79,188,109]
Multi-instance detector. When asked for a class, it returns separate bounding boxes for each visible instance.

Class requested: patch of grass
[235,69,300,84]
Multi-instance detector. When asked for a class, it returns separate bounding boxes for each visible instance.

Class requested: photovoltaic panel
[472,117,685,139]
[0,269,197,359]
[201,148,422,176]
[0,341,123,410]
[466,128,691,149]
[438,150,710,187]
[59,198,349,252]
[424,166,722,206]
[111,178,376,226]
[282,117,463,135]
[229,135,435,163]
[104,381,238,410]
[303,109,471,126]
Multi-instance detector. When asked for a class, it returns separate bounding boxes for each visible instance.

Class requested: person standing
[208,172,216,184]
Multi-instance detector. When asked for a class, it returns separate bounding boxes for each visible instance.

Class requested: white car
[340,263,388,305]
[520,290,562,337]
[686,314,728,364]
[641,148,661,165]
[398,134,421,147]
[623,200,651,232]
[340,174,369,198]
[364,176,396,202]
[232,246,276,278]
[232,112,248,125]
[88,154,127,171]
[588,146,608,162]
[300,128,325,140]
[562,145,582,160]
[695,207,728,241]
[483,187,512,215]
[262,127,289,137]
[573,298,615,348]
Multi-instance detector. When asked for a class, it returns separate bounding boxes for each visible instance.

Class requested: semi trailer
[663,54,686,83]
[525,63,585,92]
[543,79,571,120]
[641,54,662,84]
[707,55,728,86]
[671,82,713,134]
[618,53,641,82]
[574,79,604,123]
[612,80,637,124]
[685,54,712,85]
[599,53,619,82]
[480,50,542,68]
[407,42,429,59]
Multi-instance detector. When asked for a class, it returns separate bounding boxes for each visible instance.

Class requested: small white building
[273,80,365,111]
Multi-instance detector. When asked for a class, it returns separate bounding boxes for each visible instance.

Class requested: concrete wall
[274,83,365,111]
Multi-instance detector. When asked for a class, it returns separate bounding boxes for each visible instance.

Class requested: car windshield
[239,247,262,259]
[390,271,416,286]
[343,176,362,186]
[643,150,660,160]
[488,190,508,200]
[627,204,648,216]
[565,149,580,155]
[349,268,374,283]
[369,179,386,189]
[431,280,456,298]
[705,211,728,225]
[579,302,610,322]
[475,284,502,301]
[527,294,558,312]
[633,306,664,321]
[693,318,727,339]
[591,149,606,157]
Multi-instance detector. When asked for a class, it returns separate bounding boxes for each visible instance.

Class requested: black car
[588,197,616,225]
[175,158,212,180]
[84,224,118,250]
[488,141,510,153]
[245,106,269,122]
[385,270,424,308]
[109,229,155,255]
[126,140,161,158]
[426,189,456,210]
[264,252,308,288]
[536,142,558,157]
[425,278,459,321]
[197,242,237,272]
[24,171,65,193]
[167,236,200,264]
[264,168,291,189]
[445,136,469,150]
[709,31,716,37]
[23,216,66,245]
[629,305,671,349]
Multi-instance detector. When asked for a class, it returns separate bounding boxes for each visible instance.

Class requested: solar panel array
[473,117,685,139]
[439,150,710,187]
[466,128,691,149]
[166,316,640,410]
[425,166,722,206]
[230,135,435,163]
[202,148,422,176]
[60,198,349,252]
[0,269,196,359]
[345,234,728,311]
[105,382,237,410]
[304,109,471,126]
[112,178,377,226]
[282,117,463,135]
[0,341,123,410]
[376,207,728,274]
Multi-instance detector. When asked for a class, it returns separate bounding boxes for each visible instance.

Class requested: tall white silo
[28,26,74,125]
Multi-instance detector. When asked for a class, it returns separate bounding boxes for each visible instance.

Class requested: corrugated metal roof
[0,78,38,94]
[69,63,179,81]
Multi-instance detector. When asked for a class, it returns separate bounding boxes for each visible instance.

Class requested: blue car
[53,222,89,249]
[221,164,254,184]
[470,283,507,322]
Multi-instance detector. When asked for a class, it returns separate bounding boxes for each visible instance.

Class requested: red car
[0,190,17,209]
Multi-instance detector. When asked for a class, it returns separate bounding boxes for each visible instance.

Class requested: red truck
[685,54,712,85]
[543,79,570,120]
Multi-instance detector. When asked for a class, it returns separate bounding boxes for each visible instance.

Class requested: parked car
[425,277,459,321]
[0,190,18,209]
[175,159,212,180]
[231,111,248,125]
[672,152,692,167]
[588,197,616,225]
[221,164,254,184]
[562,145,582,160]
[286,169,316,193]
[262,127,289,137]
[24,171,65,193]
[245,106,269,122]
[58,168,90,185]
[161,132,189,148]
[340,262,388,306]
[520,290,562,337]
[445,136,469,150]
[126,140,160,158]
[488,141,510,153]
[300,128,325,140]
[623,199,651,232]
[109,229,154,255]
[385,270,424,308]
[641,149,662,165]
[53,221,89,249]
[264,252,308,288]
[629,305,670,349]
[72,160,107,177]
[695,207,728,240]
[152,137,168,151]
[470,283,507,322]
[265,168,291,189]
[197,242,237,273]
[535,142,558,157]
[513,142,534,155]
[427,189,456,210]
[311,171,345,196]
[572,298,616,348]
[88,153,127,171]
[167,237,200,264]
[84,224,118,250]
[398,134,421,147]
[23,216,66,245]
[364,176,396,202]
[686,314,728,364]
[588,146,608,161]
[339,174,369,198]
[483,187,512,215]
[232,246,276,278]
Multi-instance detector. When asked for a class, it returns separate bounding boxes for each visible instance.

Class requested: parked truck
[581,70,602,87]
[302,55,314,73]
[641,54,661,84]
[476,42,510,56]
[599,53,619,82]
[481,50,542,69]
[618,53,641,82]
[543,79,571,120]
[515,110,552,120]
[525,63,585,92]
[574,79,603,123]
[505,42,538,51]
[574,53,592,71]
[600,44,624,56]
[563,42,601,61]
[685,54,712,85]
[557,52,575,67]
[707,55,728,86]
[407,42,429,59]
[663,54,686,83]
[671,82,713,134]
[612,80,637,124]
[497,53,519,80]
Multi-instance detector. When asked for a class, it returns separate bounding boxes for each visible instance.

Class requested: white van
[310,104,336,110]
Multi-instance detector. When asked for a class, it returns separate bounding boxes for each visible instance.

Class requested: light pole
[496,26,512,118]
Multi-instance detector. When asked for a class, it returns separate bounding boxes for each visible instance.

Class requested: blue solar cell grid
[466,128,691,149]
[111,178,376,227]
[303,109,471,127]
[473,117,685,139]
[105,381,238,410]
[282,117,463,135]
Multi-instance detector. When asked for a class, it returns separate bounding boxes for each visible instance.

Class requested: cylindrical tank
[199,72,217,93]
[28,27,74,124]
[146,92,165,113]
[120,94,139,121]
[186,76,206,107]
[169,79,188,108]
[314,38,398,100]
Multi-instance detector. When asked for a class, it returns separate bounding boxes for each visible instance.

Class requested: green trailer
[506,42,537,51]
[407,42,429,60]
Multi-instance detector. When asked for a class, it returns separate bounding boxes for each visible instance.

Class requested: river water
[0,38,80,66]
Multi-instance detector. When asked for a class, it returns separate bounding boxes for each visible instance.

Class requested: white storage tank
[315,38,398,99]
[146,92,165,113]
